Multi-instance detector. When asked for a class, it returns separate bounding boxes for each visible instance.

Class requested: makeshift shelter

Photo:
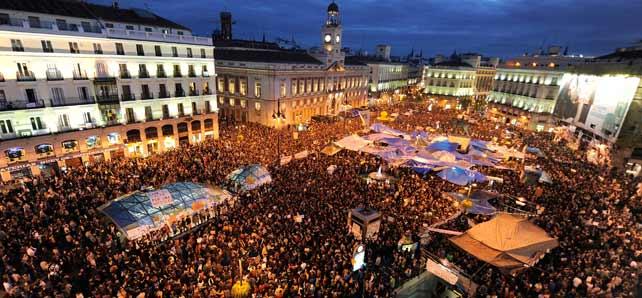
[227,164,272,192]
[370,123,409,139]
[98,182,232,240]
[427,140,459,152]
[334,134,372,151]
[447,190,497,215]
[450,213,559,274]
[437,167,487,186]
[321,144,343,156]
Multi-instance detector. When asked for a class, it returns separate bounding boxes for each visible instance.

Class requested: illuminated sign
[352,244,365,271]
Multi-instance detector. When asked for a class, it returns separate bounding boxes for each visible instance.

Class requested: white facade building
[0,0,218,181]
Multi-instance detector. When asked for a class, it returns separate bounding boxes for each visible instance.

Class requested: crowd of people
[0,101,641,297]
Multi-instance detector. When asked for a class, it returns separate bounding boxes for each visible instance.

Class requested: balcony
[189,90,200,97]
[0,99,46,111]
[158,91,170,99]
[173,72,183,78]
[0,17,103,35]
[96,94,119,104]
[203,89,212,95]
[188,72,197,78]
[46,69,64,81]
[141,93,154,100]
[139,71,150,79]
[121,94,136,102]
[17,71,36,82]
[73,70,89,80]
[157,71,167,78]
[119,71,132,79]
[105,28,212,45]
[50,96,95,107]
[175,90,185,97]
[202,71,210,78]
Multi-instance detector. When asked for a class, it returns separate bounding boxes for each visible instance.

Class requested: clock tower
[320,1,345,66]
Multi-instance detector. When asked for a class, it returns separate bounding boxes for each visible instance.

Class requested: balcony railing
[189,90,200,96]
[157,71,167,78]
[203,89,212,95]
[175,90,185,97]
[158,91,170,99]
[188,72,197,78]
[120,71,131,79]
[173,72,183,78]
[141,93,154,100]
[0,99,46,111]
[139,71,150,79]
[121,94,136,102]
[202,71,210,77]
[46,69,64,81]
[73,70,88,80]
[50,96,95,107]
[17,71,36,82]
[96,94,119,104]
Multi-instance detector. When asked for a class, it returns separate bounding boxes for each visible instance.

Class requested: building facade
[487,67,564,131]
[214,3,368,127]
[0,0,218,181]
[423,62,476,100]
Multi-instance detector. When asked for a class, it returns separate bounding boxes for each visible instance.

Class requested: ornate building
[0,0,217,181]
[213,2,369,127]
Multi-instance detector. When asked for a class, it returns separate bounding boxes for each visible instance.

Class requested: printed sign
[149,189,173,208]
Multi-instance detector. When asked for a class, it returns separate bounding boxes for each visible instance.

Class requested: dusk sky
[99,0,641,58]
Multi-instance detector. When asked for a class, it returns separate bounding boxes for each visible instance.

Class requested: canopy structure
[437,166,487,186]
[427,140,459,152]
[450,213,559,274]
[227,164,272,192]
[321,144,343,156]
[98,182,232,240]
[335,134,372,151]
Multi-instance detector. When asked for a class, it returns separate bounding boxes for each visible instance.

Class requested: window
[191,102,198,114]
[200,48,206,58]
[280,81,286,97]
[291,80,297,95]
[177,31,184,35]
[229,78,236,94]
[93,43,103,54]
[136,44,144,56]
[51,87,65,104]
[202,65,209,77]
[205,101,211,113]
[175,83,184,96]
[126,25,134,30]
[125,108,135,123]
[186,48,193,58]
[58,114,70,129]
[229,98,235,106]
[28,16,41,28]
[239,79,247,96]
[255,102,261,111]
[30,117,44,130]
[157,64,166,78]
[217,78,225,92]
[0,90,5,102]
[0,120,14,134]
[41,40,54,53]
[83,112,92,123]
[141,84,151,99]
[69,42,80,54]
[188,65,196,77]
[139,64,149,78]
[154,45,162,56]
[145,27,152,32]
[115,43,124,55]
[171,46,178,57]
[173,65,182,77]
[11,39,24,52]
[254,82,262,98]
[159,84,168,98]
[119,64,130,78]
[177,103,185,116]
[105,23,114,28]
[162,104,170,118]
[56,19,68,30]
[145,106,153,121]
[77,87,90,101]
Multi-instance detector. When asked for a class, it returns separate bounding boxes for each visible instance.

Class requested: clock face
[335,35,341,43]
[324,34,332,43]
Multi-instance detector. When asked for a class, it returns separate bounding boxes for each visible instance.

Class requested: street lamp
[272,97,286,158]
[342,97,349,131]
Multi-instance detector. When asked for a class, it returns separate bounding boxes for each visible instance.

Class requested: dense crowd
[1,102,641,297]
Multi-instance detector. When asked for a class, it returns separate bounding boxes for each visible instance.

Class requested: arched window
[177,122,188,133]
[204,119,214,130]
[162,124,174,136]
[126,129,141,143]
[145,127,158,139]
[191,120,201,131]
[35,144,54,154]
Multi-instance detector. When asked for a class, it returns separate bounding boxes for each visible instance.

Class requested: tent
[450,213,559,274]
[437,166,487,186]
[226,164,272,192]
[427,140,459,152]
[370,123,409,139]
[334,134,372,151]
[98,182,232,240]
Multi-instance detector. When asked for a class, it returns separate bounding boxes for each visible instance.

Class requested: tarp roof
[98,182,231,239]
[450,213,559,274]
[227,164,272,192]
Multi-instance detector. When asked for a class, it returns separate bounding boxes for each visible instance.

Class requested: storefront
[38,159,60,178]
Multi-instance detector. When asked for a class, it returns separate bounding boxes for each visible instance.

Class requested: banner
[149,189,173,208]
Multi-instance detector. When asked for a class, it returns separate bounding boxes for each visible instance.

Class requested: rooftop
[596,49,642,60]
[0,0,190,31]
[214,48,323,65]
[432,60,474,68]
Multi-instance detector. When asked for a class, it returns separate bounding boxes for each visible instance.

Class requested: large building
[0,0,218,181]
[213,3,368,127]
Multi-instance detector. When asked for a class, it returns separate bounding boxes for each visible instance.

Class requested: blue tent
[402,159,435,175]
[411,131,429,140]
[380,137,411,147]
[470,139,489,151]
[526,146,545,157]
[437,166,487,186]
[226,164,272,192]
[427,141,459,152]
